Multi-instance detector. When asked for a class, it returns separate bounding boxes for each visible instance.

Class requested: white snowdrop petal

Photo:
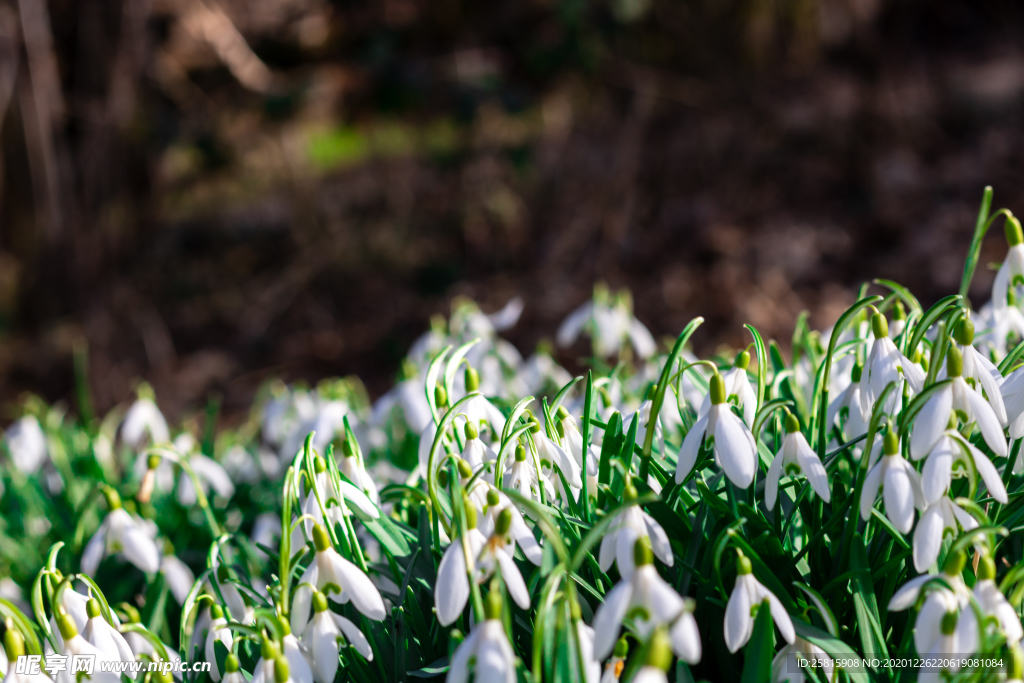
[911,388,952,460]
[965,389,1008,456]
[724,577,754,653]
[913,504,945,573]
[714,410,755,489]
[495,550,531,610]
[334,614,374,660]
[675,414,708,484]
[435,543,470,626]
[592,581,632,660]
[883,462,916,534]
[669,611,702,665]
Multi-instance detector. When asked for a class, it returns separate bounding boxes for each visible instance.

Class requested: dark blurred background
[2,0,1024,421]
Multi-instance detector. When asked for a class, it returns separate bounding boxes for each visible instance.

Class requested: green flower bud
[484,591,503,620]
[871,311,889,339]
[883,427,899,456]
[313,457,326,474]
[645,628,674,672]
[457,459,473,479]
[784,413,800,434]
[736,551,752,576]
[4,621,25,660]
[312,523,332,552]
[955,317,975,346]
[529,419,541,434]
[464,500,477,529]
[147,454,161,470]
[556,406,569,421]
[940,610,957,636]
[312,591,328,613]
[103,486,123,511]
[709,373,726,405]
[486,489,500,507]
[261,638,279,660]
[943,550,967,576]
[495,508,513,536]
[86,598,102,620]
[210,604,224,620]
[515,445,527,462]
[56,608,78,640]
[465,367,480,393]
[623,482,638,502]
[225,654,240,674]
[947,345,963,378]
[435,386,448,408]
[274,656,290,683]
[1007,215,1024,247]
[978,555,996,581]
[893,300,907,321]
[735,351,750,370]
[633,537,653,567]
[613,637,629,659]
[464,422,479,440]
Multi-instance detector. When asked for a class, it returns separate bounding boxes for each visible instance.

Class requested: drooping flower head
[765,412,830,510]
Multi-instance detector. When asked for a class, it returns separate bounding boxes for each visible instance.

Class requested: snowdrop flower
[992,215,1024,314]
[575,618,601,683]
[3,623,52,683]
[303,591,373,683]
[629,628,675,683]
[204,605,233,682]
[121,387,170,450]
[3,415,47,474]
[859,428,923,534]
[461,367,509,433]
[974,554,1023,644]
[54,608,119,683]
[912,410,1007,506]
[825,364,869,442]
[859,310,925,416]
[676,372,758,489]
[480,488,542,566]
[724,551,795,653]
[504,444,549,504]
[557,286,656,359]
[460,422,498,470]
[771,636,833,683]
[173,434,235,506]
[81,487,161,577]
[698,352,756,427]
[913,346,1007,463]
[948,318,1006,421]
[598,481,672,577]
[529,421,581,491]
[276,623,314,683]
[290,523,386,635]
[916,602,978,681]
[338,438,379,505]
[435,506,529,626]
[600,638,629,683]
[555,406,598,480]
[913,495,979,572]
[298,457,378,545]
[592,538,701,664]
[221,655,246,683]
[81,599,135,675]
[765,413,830,510]
[446,591,516,683]
[161,544,196,605]
[517,349,572,395]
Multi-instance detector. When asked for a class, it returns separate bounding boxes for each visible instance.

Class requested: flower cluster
[6,191,1024,683]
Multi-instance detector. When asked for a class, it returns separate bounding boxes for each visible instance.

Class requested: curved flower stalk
[3,622,52,683]
[436,506,529,626]
[290,523,386,635]
[3,415,48,474]
[592,538,701,664]
[724,551,795,653]
[765,413,830,510]
[120,387,170,451]
[676,372,758,488]
[446,591,517,683]
[859,310,925,416]
[860,428,923,534]
[598,481,672,578]
[697,351,756,427]
[81,487,161,577]
[297,457,379,550]
[825,363,869,443]
[912,346,1007,462]
[557,285,656,360]
[302,590,373,683]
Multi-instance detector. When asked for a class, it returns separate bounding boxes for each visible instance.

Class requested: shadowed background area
[2,0,1024,421]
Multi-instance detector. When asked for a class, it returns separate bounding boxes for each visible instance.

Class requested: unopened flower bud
[514,445,526,462]
[457,459,473,479]
[495,508,512,536]
[955,317,975,346]
[464,422,478,441]
[435,386,447,409]
[1007,215,1024,247]
[4,620,25,660]
[709,373,726,405]
[893,300,907,321]
[735,350,750,370]
[633,537,653,567]
[947,345,963,378]
[871,311,889,339]
[486,489,500,507]
[465,367,480,393]
[312,524,332,552]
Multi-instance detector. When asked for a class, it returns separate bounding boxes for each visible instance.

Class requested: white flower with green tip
[676,372,758,489]
[765,413,830,510]
[723,551,795,653]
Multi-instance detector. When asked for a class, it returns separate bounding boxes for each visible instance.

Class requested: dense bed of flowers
[7,189,1024,682]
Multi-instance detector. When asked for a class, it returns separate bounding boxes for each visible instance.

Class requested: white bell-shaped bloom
[628,629,676,683]
[47,587,93,652]
[575,621,601,683]
[81,489,161,577]
[724,552,795,653]
[915,600,978,682]
[177,453,235,505]
[503,445,548,504]
[446,593,516,683]
[946,318,1006,422]
[676,373,758,489]
[121,393,170,450]
[592,538,701,663]
[221,654,247,683]
[913,414,1007,508]
[859,429,923,534]
[765,414,830,510]
[337,440,379,506]
[532,424,581,490]
[771,636,833,683]
[698,353,756,427]
[556,408,599,479]
[459,423,498,470]
[203,605,233,682]
[974,555,1023,644]
[912,496,978,573]
[992,217,1024,315]
[825,364,869,442]
[556,288,656,360]
[435,506,529,626]
[3,626,53,683]
[913,347,1007,463]
[598,483,672,578]
[81,599,135,676]
[302,590,373,683]
[53,608,120,683]
[4,415,47,473]
[161,549,196,605]
[599,638,629,683]
[859,311,925,416]
[289,524,386,635]
[280,632,313,683]
[297,458,378,549]
[479,488,542,566]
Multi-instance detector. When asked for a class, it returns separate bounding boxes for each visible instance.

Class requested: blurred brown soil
[3,0,1024,423]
